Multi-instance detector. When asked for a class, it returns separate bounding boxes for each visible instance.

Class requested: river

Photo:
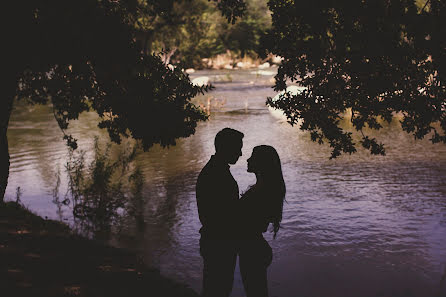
[5,68,446,297]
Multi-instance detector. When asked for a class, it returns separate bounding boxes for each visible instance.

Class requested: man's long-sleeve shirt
[196,155,239,240]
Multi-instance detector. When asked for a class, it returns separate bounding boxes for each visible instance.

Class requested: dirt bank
[0,201,199,297]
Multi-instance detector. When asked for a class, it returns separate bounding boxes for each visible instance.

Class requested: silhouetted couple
[196,128,286,297]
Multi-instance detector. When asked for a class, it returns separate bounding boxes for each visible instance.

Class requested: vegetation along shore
[0,201,199,297]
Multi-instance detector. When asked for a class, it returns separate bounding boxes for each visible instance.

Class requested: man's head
[214,128,244,165]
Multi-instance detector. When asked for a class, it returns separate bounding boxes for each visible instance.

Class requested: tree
[224,0,271,58]
[0,0,245,202]
[265,0,445,158]
[136,0,215,66]
[135,0,269,67]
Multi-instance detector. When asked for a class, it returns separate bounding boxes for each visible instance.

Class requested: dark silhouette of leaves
[266,0,445,157]
[10,0,212,150]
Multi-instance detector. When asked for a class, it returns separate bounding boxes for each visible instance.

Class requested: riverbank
[181,51,282,72]
[0,201,199,297]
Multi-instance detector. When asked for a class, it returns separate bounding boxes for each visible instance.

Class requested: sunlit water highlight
[6,68,446,297]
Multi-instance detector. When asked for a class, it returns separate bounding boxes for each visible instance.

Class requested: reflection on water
[6,68,446,297]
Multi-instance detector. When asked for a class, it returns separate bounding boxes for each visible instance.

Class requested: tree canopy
[7,0,213,151]
[265,0,445,158]
[1,0,245,201]
[4,0,247,150]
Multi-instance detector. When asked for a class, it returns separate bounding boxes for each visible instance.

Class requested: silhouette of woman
[238,145,286,297]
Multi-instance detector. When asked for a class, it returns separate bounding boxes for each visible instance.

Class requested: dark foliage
[212,0,247,24]
[9,0,213,151]
[62,138,143,234]
[2,0,246,202]
[266,0,446,158]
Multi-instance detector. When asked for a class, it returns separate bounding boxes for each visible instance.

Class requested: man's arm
[196,170,231,233]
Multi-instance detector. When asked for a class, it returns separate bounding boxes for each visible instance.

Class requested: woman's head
[247,145,286,237]
[247,145,282,176]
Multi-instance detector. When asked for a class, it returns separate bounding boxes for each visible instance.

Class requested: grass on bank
[0,201,199,297]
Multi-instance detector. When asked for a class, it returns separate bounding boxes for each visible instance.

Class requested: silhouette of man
[196,128,244,297]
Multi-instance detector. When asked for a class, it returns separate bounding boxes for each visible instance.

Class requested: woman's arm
[238,189,270,236]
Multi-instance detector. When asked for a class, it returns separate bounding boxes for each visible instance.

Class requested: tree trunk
[0,96,14,203]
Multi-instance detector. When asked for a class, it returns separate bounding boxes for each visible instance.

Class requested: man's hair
[214,128,244,152]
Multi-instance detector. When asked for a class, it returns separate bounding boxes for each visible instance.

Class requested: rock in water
[192,76,210,87]
[258,62,270,69]
[271,55,284,64]
[268,85,307,121]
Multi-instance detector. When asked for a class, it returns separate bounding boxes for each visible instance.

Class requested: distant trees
[1,0,243,202]
[218,0,271,58]
[139,0,270,67]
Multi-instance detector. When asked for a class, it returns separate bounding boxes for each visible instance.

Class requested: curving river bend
[6,68,446,297]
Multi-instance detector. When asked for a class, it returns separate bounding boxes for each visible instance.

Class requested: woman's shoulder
[243,184,271,195]
[240,185,259,199]
[240,185,269,207]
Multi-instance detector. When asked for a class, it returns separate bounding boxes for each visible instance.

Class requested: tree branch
[421,0,430,13]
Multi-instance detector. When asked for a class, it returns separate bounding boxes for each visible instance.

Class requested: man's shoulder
[197,157,230,187]
[197,159,214,184]
[198,157,221,177]
[198,158,212,174]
